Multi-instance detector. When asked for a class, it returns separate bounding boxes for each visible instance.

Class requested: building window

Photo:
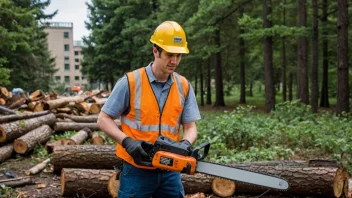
[55,76,61,81]
[64,44,70,51]
[64,64,70,71]
[64,76,70,83]
[64,32,69,38]
[75,58,79,63]
[64,56,69,62]
[74,51,79,55]
[75,65,79,70]
[75,76,80,81]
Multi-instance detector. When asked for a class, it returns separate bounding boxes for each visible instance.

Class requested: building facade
[44,22,87,91]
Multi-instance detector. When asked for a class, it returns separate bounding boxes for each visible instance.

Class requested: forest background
[0,0,351,171]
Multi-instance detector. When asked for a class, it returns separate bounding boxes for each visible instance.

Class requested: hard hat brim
[152,42,189,54]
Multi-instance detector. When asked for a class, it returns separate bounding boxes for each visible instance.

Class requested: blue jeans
[118,163,185,198]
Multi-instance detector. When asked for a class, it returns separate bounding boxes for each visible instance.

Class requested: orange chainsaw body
[152,151,197,174]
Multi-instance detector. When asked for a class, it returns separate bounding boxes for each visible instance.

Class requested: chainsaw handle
[191,142,210,161]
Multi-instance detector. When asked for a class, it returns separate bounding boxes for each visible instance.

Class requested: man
[97,21,200,198]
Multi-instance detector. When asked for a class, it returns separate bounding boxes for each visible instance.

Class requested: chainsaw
[136,136,289,190]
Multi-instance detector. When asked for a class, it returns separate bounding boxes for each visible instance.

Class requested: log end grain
[107,172,120,198]
[0,126,6,142]
[13,139,28,154]
[211,178,236,197]
[334,167,347,197]
[91,136,104,145]
[63,139,76,145]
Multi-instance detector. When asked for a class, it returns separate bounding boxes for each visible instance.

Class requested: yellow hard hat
[150,21,189,54]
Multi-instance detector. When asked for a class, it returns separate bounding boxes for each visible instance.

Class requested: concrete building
[44,22,87,91]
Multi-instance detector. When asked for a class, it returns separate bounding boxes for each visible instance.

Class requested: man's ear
[152,47,158,57]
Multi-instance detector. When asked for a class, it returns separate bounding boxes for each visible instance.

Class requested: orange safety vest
[116,67,190,169]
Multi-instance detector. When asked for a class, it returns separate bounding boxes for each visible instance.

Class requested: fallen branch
[0,105,16,115]
[0,111,50,124]
[25,158,51,175]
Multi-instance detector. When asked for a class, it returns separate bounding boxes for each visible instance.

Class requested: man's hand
[122,137,153,165]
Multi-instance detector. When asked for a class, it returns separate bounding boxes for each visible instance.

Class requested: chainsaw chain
[197,160,289,191]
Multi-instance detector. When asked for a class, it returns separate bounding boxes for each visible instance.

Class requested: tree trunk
[56,113,99,123]
[206,57,212,105]
[200,63,204,106]
[282,0,287,102]
[194,74,198,96]
[214,28,225,107]
[0,113,55,143]
[53,145,121,172]
[61,168,115,198]
[239,6,246,105]
[63,128,91,145]
[0,105,16,115]
[289,72,293,101]
[297,0,309,104]
[263,0,275,112]
[320,0,330,108]
[14,125,53,154]
[0,111,50,124]
[43,96,85,110]
[0,143,13,163]
[311,0,319,113]
[336,0,350,114]
[54,122,100,132]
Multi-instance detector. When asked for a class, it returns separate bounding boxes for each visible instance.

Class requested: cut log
[54,122,100,132]
[0,113,55,143]
[29,90,45,101]
[56,113,99,123]
[211,178,235,197]
[0,143,13,163]
[61,168,115,197]
[43,96,85,110]
[53,145,121,172]
[13,125,53,154]
[7,97,26,109]
[0,176,34,188]
[107,172,120,198]
[181,173,213,194]
[63,128,91,145]
[25,158,51,175]
[334,167,349,197]
[45,139,64,153]
[88,103,103,114]
[347,178,352,198]
[91,132,105,145]
[0,98,6,105]
[49,89,58,100]
[0,111,50,124]
[0,87,9,99]
[0,105,16,115]
[56,107,72,114]
[183,166,345,197]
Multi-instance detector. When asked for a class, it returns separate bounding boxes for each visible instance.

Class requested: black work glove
[122,137,153,166]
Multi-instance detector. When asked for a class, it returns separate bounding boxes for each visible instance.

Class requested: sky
[44,0,91,41]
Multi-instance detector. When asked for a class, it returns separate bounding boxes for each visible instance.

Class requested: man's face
[153,48,182,75]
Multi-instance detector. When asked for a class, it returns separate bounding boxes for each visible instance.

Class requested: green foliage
[51,131,77,141]
[33,145,49,158]
[196,102,352,172]
[0,185,13,197]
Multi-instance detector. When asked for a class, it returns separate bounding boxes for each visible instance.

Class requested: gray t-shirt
[102,63,201,124]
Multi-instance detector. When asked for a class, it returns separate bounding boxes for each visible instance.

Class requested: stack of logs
[0,86,351,198]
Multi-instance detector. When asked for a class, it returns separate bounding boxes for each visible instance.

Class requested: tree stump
[14,125,53,154]
[61,168,115,197]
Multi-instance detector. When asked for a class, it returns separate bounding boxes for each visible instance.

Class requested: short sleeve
[181,83,201,123]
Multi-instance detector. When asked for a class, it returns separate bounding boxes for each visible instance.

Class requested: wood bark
[311,0,319,113]
[0,105,16,115]
[182,166,345,196]
[7,98,26,110]
[61,168,115,197]
[281,0,287,102]
[263,0,275,112]
[54,122,100,132]
[336,0,350,114]
[107,172,120,198]
[0,113,55,143]
[43,96,85,110]
[14,125,53,154]
[25,158,51,175]
[63,128,91,145]
[320,0,330,108]
[213,28,225,107]
[0,143,13,163]
[239,5,246,105]
[53,145,121,172]
[0,111,50,124]
[0,176,33,188]
[56,113,99,122]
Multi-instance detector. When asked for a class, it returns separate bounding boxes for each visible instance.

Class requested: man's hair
[154,44,163,56]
